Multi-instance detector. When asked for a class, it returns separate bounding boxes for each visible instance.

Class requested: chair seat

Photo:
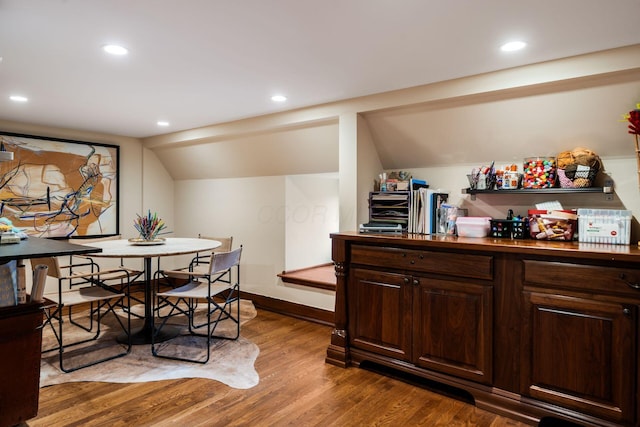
[44,287,125,306]
[157,280,231,300]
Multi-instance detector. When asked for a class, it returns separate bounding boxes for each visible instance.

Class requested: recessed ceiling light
[271,95,287,102]
[9,95,28,102]
[501,41,526,52]
[103,44,129,55]
[157,121,169,127]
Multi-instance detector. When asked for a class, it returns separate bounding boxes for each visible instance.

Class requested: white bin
[577,209,632,245]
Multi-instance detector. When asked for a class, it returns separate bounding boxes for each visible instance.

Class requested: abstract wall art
[0,132,119,238]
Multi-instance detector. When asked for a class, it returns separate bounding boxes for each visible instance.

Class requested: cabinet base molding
[350,348,621,427]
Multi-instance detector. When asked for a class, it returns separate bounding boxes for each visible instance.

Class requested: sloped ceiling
[152,121,338,180]
[363,72,640,169]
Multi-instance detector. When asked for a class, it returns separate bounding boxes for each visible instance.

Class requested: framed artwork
[0,131,120,238]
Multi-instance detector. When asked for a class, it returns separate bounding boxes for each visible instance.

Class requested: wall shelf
[462,187,612,201]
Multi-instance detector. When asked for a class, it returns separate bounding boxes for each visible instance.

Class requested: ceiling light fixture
[157,121,169,127]
[271,95,287,102]
[501,41,526,52]
[9,95,28,102]
[103,44,129,55]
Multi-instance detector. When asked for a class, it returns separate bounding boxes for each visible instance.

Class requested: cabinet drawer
[523,260,640,298]
[351,245,493,280]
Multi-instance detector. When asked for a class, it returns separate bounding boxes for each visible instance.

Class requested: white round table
[83,237,221,344]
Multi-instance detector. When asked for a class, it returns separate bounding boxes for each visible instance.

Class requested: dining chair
[31,256,134,373]
[189,235,233,273]
[68,235,144,317]
[155,236,233,310]
[151,246,242,364]
[159,235,233,282]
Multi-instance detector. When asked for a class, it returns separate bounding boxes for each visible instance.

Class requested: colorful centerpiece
[133,210,166,242]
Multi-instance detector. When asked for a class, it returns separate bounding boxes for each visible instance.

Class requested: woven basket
[558,161,599,188]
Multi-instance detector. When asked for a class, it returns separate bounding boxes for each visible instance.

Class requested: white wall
[141,148,175,233]
[284,174,338,270]
[173,175,336,310]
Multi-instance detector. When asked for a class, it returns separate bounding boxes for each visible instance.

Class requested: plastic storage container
[528,209,577,241]
[456,217,491,237]
[523,157,557,188]
[577,209,632,245]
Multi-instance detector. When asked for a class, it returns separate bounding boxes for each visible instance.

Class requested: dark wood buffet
[327,232,640,427]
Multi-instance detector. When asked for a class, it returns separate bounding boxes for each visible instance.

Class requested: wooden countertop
[330,231,640,263]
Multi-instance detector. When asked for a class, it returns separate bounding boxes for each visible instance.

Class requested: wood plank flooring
[28,309,530,427]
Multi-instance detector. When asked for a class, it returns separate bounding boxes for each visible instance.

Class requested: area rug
[40,299,259,389]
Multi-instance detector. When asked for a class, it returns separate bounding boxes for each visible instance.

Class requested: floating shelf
[462,187,612,201]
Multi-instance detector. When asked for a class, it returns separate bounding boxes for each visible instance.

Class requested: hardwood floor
[29,309,529,427]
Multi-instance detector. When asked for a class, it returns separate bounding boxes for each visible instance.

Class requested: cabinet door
[349,268,412,361]
[521,292,635,425]
[413,277,493,384]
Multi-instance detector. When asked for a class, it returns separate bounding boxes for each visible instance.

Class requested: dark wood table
[0,236,101,263]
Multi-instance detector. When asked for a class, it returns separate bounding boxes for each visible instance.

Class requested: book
[409,189,449,234]
[0,260,18,307]
[409,178,429,190]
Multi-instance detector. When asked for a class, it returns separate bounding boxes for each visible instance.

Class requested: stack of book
[408,188,449,234]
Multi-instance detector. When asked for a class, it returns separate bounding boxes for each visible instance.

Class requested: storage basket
[490,219,529,239]
[558,162,600,188]
[556,148,601,188]
[528,210,577,241]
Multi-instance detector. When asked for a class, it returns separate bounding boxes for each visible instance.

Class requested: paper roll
[30,264,49,303]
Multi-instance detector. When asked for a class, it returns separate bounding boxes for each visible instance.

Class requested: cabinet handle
[619,273,640,290]
[413,279,419,286]
[404,277,410,284]
[623,308,632,316]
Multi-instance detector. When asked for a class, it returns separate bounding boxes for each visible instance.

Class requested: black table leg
[117,256,179,345]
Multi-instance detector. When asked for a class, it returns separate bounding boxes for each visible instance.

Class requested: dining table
[81,237,221,344]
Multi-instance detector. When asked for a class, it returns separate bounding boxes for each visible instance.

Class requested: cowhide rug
[40,299,259,389]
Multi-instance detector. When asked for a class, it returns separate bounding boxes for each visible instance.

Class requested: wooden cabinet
[349,268,412,361]
[521,259,640,425]
[413,277,492,384]
[0,302,44,427]
[328,232,640,426]
[0,237,101,427]
[347,244,494,384]
[349,267,493,383]
[521,292,635,424]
